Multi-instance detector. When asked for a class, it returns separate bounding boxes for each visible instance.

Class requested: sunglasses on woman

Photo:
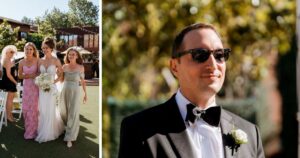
[172,48,230,63]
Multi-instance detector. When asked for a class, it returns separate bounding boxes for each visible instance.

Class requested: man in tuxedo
[118,23,265,158]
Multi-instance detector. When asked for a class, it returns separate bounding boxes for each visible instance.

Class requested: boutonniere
[227,127,248,155]
[230,128,248,145]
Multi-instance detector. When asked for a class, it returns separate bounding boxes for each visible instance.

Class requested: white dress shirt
[175,90,224,158]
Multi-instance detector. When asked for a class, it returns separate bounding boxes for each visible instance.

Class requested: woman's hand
[24,73,34,79]
[24,74,30,79]
[83,93,87,104]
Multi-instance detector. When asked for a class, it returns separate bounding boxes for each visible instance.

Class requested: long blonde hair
[24,42,39,58]
[1,45,17,65]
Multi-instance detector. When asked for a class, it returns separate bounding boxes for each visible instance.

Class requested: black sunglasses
[172,48,231,63]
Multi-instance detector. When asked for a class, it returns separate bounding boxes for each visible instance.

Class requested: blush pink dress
[22,64,39,139]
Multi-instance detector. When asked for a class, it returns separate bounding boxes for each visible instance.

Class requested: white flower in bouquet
[35,73,54,92]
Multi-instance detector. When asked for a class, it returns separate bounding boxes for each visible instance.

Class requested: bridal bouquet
[35,73,54,92]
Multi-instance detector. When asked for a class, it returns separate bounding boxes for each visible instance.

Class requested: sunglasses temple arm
[173,51,191,58]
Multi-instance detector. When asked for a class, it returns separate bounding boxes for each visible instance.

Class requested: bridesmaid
[0,45,18,122]
[60,47,87,148]
[18,42,39,139]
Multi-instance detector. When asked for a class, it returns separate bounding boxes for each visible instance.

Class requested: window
[84,34,89,48]
[89,34,94,48]
[94,34,99,48]
[73,35,78,46]
[20,32,27,38]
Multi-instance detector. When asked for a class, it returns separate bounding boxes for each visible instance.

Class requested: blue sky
[0,0,99,21]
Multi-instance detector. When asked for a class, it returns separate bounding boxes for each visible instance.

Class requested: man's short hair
[172,23,220,58]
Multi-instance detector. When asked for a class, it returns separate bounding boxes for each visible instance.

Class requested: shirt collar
[175,89,217,122]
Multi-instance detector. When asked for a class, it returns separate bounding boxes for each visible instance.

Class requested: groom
[118,23,265,158]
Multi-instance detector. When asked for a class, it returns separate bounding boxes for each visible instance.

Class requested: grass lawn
[0,86,99,158]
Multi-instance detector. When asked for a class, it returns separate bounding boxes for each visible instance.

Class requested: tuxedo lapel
[220,109,235,158]
[164,96,197,158]
[168,130,197,158]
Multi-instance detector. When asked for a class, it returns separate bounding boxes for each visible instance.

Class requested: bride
[35,37,64,143]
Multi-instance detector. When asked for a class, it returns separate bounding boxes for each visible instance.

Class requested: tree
[15,38,27,51]
[68,0,99,26]
[21,17,35,25]
[25,33,44,50]
[0,20,19,52]
[35,17,56,37]
[43,7,71,28]
[26,0,99,47]
[103,0,295,100]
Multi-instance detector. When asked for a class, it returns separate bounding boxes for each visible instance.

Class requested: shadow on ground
[0,86,99,158]
[0,117,98,158]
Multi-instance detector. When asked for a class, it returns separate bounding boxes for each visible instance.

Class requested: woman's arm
[60,64,66,82]
[37,59,41,75]
[5,62,17,85]
[54,59,63,83]
[18,60,25,79]
[80,65,87,104]
[31,59,39,78]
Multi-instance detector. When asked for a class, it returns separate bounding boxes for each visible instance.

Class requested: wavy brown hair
[64,47,83,65]
[42,37,56,49]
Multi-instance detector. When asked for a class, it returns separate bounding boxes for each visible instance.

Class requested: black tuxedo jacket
[118,95,265,158]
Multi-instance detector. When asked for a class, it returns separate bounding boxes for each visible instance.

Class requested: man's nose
[205,54,218,69]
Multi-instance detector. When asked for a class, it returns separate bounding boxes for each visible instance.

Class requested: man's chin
[205,84,222,94]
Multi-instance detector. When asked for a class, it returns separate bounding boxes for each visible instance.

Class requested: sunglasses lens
[175,48,230,63]
[213,49,227,62]
[191,49,210,63]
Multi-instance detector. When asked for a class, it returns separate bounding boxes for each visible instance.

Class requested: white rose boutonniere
[231,129,248,145]
[225,126,248,155]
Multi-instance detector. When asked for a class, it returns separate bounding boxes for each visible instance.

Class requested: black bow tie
[185,103,221,127]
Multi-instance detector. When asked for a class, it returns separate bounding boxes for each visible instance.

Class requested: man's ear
[170,59,178,78]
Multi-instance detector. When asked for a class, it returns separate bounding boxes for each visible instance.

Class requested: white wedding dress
[35,65,64,143]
